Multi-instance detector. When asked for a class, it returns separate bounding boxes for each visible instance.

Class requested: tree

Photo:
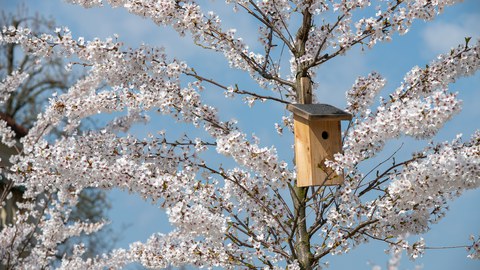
[0,0,479,269]
[0,5,116,262]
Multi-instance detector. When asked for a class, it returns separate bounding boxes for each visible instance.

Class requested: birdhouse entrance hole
[321,131,329,140]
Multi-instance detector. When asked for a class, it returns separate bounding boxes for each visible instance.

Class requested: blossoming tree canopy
[0,0,479,269]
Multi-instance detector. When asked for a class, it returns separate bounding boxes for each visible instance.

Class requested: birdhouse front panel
[309,119,343,186]
[293,116,343,187]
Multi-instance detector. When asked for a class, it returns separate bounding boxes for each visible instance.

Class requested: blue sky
[1,1,479,269]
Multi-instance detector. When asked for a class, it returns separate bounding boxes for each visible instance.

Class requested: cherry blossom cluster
[130,231,230,268]
[106,111,150,133]
[291,0,463,77]
[0,120,15,148]
[406,238,426,260]
[0,198,109,269]
[10,21,284,184]
[68,0,277,85]
[393,41,480,100]
[296,24,332,65]
[376,133,479,236]
[319,40,479,260]
[352,0,462,48]
[334,40,479,170]
[0,70,29,105]
[346,72,386,117]
[320,133,479,259]
[467,235,480,259]
[274,115,293,136]
[216,131,292,186]
[221,168,291,247]
[56,247,130,270]
[337,89,462,170]
[383,236,426,263]
[1,20,295,268]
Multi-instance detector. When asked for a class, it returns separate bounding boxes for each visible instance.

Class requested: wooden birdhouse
[287,104,352,187]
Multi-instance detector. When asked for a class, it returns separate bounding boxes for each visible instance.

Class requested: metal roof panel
[287,104,352,121]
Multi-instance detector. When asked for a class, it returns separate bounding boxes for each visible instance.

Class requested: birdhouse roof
[287,104,352,121]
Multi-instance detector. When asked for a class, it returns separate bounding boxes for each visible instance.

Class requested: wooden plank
[310,120,344,185]
[298,77,312,104]
[293,115,313,187]
[294,117,345,186]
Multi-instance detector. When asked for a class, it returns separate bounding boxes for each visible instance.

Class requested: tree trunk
[292,76,314,269]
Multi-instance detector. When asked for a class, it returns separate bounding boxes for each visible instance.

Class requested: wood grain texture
[310,120,343,185]
[293,115,312,187]
[293,116,344,187]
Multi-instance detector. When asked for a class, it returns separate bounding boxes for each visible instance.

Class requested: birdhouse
[287,104,352,187]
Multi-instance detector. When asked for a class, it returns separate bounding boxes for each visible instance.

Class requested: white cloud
[422,13,480,54]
